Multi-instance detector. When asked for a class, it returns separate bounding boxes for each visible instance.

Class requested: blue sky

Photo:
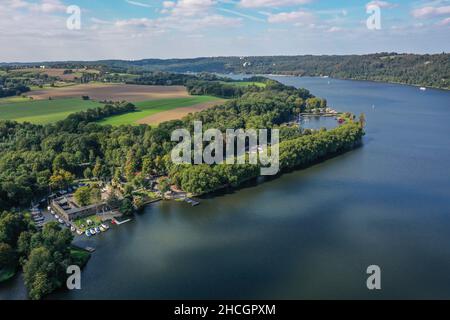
[0,0,449,62]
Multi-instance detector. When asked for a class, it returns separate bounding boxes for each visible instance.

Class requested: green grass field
[0,96,32,104]
[0,98,103,124]
[221,81,266,88]
[98,96,221,126]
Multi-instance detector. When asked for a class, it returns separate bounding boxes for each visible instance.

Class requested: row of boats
[31,207,45,229]
[85,224,110,237]
[47,206,109,237]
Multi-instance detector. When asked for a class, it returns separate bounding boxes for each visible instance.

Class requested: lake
[299,115,338,130]
[1,77,449,299]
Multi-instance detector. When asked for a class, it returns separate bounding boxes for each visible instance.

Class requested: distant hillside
[2,53,449,89]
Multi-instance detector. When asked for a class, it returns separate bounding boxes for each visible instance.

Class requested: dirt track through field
[26,84,189,102]
[136,100,226,125]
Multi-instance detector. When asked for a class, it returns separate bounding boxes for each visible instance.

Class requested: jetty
[112,217,132,225]
[185,198,200,206]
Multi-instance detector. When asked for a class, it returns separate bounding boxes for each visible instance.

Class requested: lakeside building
[51,195,108,222]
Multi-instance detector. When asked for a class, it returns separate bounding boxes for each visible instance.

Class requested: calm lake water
[299,115,338,130]
[1,77,449,300]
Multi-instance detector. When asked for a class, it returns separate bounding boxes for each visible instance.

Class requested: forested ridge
[6,53,447,89]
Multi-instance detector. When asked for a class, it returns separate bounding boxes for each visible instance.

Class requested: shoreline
[234,73,450,91]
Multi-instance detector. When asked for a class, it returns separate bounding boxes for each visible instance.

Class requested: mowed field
[0,83,223,125]
[10,68,100,81]
[26,83,189,102]
[0,98,103,124]
[99,96,224,126]
[220,81,266,87]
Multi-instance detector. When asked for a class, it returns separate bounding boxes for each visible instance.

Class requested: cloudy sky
[0,0,449,62]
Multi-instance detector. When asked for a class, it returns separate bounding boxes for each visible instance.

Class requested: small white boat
[54,214,59,219]
[85,230,91,237]
[420,87,426,91]
[99,226,105,232]
[76,230,83,235]
[58,219,64,224]
[70,226,76,232]
[101,223,109,230]
[47,206,51,211]
[90,228,96,235]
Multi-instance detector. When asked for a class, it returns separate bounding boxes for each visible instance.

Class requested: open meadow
[99,96,224,126]
[0,98,103,124]
[10,67,100,81]
[221,81,266,87]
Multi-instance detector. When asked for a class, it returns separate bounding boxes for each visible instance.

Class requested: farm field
[0,96,32,104]
[220,81,266,87]
[9,67,100,81]
[99,96,224,126]
[0,98,103,124]
[25,83,189,102]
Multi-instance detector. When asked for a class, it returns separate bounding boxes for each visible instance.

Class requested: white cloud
[40,0,66,13]
[6,0,67,13]
[193,14,242,27]
[91,17,111,25]
[327,26,343,32]
[268,10,315,25]
[437,16,450,25]
[166,0,216,16]
[115,18,155,28]
[365,1,397,10]
[163,1,176,8]
[239,0,312,8]
[412,5,450,18]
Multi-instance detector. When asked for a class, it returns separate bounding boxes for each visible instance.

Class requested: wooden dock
[185,198,200,206]
[112,217,132,225]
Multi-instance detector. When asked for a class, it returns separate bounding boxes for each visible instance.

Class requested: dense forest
[4,53,447,89]
[0,75,30,98]
[0,211,88,300]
